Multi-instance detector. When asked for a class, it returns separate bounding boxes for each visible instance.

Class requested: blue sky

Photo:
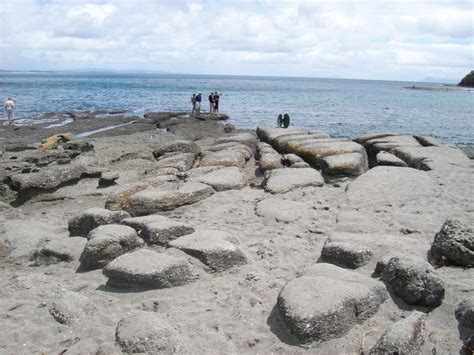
[0,0,472,81]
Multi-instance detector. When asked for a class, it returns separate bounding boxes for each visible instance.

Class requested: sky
[0,0,472,81]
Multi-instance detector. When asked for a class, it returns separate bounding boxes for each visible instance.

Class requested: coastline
[1,111,473,354]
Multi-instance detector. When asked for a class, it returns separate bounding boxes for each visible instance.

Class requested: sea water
[1,72,473,145]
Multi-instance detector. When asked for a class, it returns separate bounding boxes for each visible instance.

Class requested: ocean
[1,72,473,146]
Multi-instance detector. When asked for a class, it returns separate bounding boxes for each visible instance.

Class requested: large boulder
[199,150,247,168]
[68,208,131,237]
[321,152,368,176]
[375,151,408,167]
[187,166,247,191]
[49,290,96,325]
[392,145,470,171]
[168,230,247,272]
[455,297,474,328]
[258,143,282,171]
[214,132,258,149]
[277,263,387,343]
[79,225,144,270]
[263,168,324,193]
[30,237,86,266]
[103,249,199,288]
[152,140,200,159]
[256,126,305,143]
[429,219,474,267]
[124,182,214,216]
[255,197,307,223]
[369,312,425,355]
[381,256,445,307]
[282,154,309,168]
[115,311,183,353]
[320,239,372,269]
[155,152,196,172]
[122,215,194,245]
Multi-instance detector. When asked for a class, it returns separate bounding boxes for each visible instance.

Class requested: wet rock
[258,143,282,171]
[320,239,372,269]
[187,166,247,191]
[79,225,144,270]
[152,140,200,159]
[31,237,86,266]
[155,152,197,172]
[321,152,368,176]
[255,197,307,223]
[49,290,96,325]
[68,208,131,237]
[122,215,194,245]
[103,249,199,288]
[168,230,247,272]
[375,151,408,167]
[381,256,445,307]
[429,219,474,267]
[369,312,425,355]
[455,297,474,327]
[124,182,214,216]
[263,168,324,194]
[115,311,183,353]
[277,263,387,343]
[98,172,119,188]
[199,149,247,168]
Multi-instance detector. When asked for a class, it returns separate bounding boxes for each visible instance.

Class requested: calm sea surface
[1,72,473,145]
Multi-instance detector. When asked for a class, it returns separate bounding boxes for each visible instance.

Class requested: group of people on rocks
[191,92,220,117]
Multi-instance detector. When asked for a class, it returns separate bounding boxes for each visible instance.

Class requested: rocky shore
[1,111,473,354]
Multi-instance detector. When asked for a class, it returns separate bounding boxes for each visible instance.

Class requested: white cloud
[0,0,472,80]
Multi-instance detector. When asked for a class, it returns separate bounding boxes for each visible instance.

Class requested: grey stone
[255,197,307,223]
[381,256,445,307]
[393,145,470,171]
[188,166,247,191]
[98,172,119,187]
[282,153,309,168]
[202,142,254,160]
[365,135,421,153]
[62,140,94,152]
[277,263,387,343]
[152,140,200,159]
[31,237,86,266]
[214,132,258,148]
[322,152,368,176]
[258,143,282,171]
[115,311,183,353]
[369,312,425,355]
[376,151,408,167]
[155,152,196,172]
[68,207,131,237]
[414,135,445,147]
[264,168,324,194]
[49,290,96,325]
[462,334,474,355]
[353,133,398,144]
[79,225,144,270]
[320,239,372,269]
[103,249,199,288]
[122,215,194,245]
[455,297,474,327]
[256,126,305,143]
[429,219,474,267]
[199,149,247,168]
[125,182,214,216]
[169,230,247,272]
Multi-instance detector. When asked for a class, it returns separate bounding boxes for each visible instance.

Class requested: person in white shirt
[5,98,14,124]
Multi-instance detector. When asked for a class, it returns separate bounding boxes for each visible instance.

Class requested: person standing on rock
[195,93,202,115]
[191,93,197,117]
[208,92,214,115]
[5,97,14,125]
[214,92,220,116]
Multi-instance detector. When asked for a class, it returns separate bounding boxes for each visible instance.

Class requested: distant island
[458,70,474,87]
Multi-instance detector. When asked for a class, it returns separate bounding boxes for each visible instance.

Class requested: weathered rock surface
[263,168,324,193]
[369,312,425,355]
[429,219,474,267]
[49,290,96,325]
[376,151,408,167]
[321,152,368,176]
[215,132,258,149]
[103,249,199,288]
[277,263,387,343]
[381,256,445,307]
[202,142,254,160]
[98,172,119,188]
[258,143,282,171]
[455,297,474,327]
[320,239,372,269]
[169,230,247,272]
[187,166,247,191]
[282,153,309,168]
[79,225,144,270]
[152,140,200,159]
[122,215,194,245]
[392,145,470,171]
[115,311,183,353]
[199,149,247,168]
[124,182,214,216]
[155,152,197,172]
[31,237,87,266]
[255,197,307,223]
[68,208,131,237]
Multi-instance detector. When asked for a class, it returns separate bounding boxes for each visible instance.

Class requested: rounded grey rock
[68,207,131,237]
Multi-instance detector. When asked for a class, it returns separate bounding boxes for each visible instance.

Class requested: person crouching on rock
[191,93,197,117]
[5,97,14,125]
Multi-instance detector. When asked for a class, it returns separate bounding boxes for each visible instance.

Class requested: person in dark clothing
[195,93,202,115]
[208,92,214,114]
[191,93,197,116]
[214,93,220,115]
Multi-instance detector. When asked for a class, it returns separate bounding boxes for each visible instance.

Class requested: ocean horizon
[1,72,473,146]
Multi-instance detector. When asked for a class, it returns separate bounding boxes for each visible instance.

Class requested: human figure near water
[191,93,197,116]
[208,92,214,115]
[5,97,14,124]
[195,93,202,115]
[214,92,220,116]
